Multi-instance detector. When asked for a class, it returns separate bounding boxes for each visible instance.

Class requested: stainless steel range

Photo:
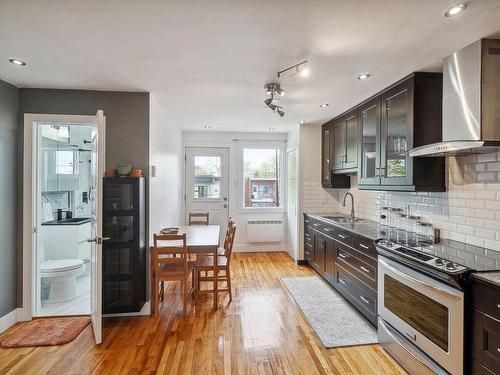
[375,238,500,375]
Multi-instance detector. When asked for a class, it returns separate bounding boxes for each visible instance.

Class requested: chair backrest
[223,217,234,250]
[224,222,236,260]
[152,233,188,273]
[189,212,209,225]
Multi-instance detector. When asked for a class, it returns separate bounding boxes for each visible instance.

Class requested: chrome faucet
[343,192,355,220]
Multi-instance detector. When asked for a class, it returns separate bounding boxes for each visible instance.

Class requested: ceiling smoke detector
[264,83,286,117]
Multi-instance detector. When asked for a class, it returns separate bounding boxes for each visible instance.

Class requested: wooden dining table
[152,224,221,311]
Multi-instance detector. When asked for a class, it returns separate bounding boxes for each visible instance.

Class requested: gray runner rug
[281,276,378,348]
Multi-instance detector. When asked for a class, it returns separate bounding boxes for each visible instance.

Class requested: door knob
[223,204,228,208]
[87,236,111,244]
[223,197,228,201]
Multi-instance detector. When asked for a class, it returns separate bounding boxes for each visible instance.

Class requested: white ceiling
[1,0,500,132]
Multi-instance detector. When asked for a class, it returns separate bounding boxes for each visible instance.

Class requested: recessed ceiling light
[299,68,310,77]
[299,120,307,124]
[268,127,276,131]
[9,58,26,66]
[357,73,370,80]
[320,103,329,108]
[203,125,212,129]
[444,3,466,17]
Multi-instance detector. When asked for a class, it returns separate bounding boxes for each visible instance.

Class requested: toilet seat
[41,259,85,273]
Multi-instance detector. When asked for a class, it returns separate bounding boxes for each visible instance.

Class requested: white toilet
[41,259,86,303]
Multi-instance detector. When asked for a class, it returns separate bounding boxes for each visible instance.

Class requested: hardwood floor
[0,252,405,375]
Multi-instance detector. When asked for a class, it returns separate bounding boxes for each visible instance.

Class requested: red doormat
[1,316,91,348]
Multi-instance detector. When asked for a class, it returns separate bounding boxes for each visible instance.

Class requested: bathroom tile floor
[39,274,90,316]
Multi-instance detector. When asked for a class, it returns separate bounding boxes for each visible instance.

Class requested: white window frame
[238,141,286,213]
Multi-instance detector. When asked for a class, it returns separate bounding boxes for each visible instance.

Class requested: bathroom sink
[42,217,91,225]
[322,216,370,224]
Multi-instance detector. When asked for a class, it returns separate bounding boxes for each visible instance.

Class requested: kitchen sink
[322,216,370,224]
[42,217,91,225]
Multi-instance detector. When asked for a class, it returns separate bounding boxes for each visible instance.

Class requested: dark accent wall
[0,79,19,317]
[17,89,150,308]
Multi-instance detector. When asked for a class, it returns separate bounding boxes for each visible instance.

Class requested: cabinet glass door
[332,122,345,170]
[358,99,380,185]
[321,127,331,186]
[344,114,358,170]
[381,85,411,186]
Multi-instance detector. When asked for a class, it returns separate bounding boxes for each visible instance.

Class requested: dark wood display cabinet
[303,214,378,327]
[102,177,146,314]
[321,72,446,192]
[321,125,351,189]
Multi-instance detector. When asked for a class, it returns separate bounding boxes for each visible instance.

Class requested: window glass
[55,151,75,174]
[243,148,280,208]
[193,156,221,199]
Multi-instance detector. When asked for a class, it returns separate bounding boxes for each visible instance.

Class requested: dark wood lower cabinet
[304,215,378,327]
[471,278,500,375]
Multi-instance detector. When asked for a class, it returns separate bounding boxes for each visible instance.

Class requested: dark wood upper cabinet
[330,110,358,173]
[321,126,332,187]
[322,72,445,192]
[358,97,381,186]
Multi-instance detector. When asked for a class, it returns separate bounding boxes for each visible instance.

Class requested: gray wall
[0,79,19,317]
[19,89,150,173]
[17,89,150,308]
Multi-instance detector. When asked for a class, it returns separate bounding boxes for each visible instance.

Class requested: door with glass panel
[185,147,229,237]
[380,80,413,186]
[358,98,381,186]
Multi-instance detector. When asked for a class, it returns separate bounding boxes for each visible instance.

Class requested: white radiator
[246,219,283,243]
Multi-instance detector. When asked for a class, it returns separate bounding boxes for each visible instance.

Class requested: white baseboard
[103,301,151,318]
[233,245,285,252]
[0,308,23,334]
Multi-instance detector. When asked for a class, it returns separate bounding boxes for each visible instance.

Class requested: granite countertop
[305,212,500,286]
[305,212,383,240]
[473,272,500,287]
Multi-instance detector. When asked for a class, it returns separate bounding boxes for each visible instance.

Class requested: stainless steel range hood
[409,39,500,157]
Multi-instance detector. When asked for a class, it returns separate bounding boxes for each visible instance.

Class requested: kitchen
[298,38,500,375]
[0,1,500,374]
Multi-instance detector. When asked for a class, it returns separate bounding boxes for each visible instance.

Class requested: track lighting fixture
[264,83,286,117]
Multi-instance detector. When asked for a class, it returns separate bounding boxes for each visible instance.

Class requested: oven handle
[379,258,461,298]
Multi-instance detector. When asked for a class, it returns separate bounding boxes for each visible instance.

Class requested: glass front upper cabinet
[358,99,380,185]
[381,83,411,186]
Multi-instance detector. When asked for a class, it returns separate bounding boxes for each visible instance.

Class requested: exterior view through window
[243,148,280,208]
[193,156,221,199]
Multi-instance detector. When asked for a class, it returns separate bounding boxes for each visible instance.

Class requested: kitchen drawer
[353,235,377,260]
[304,228,313,246]
[334,227,353,246]
[335,264,377,326]
[472,309,500,375]
[336,241,377,290]
[471,279,500,321]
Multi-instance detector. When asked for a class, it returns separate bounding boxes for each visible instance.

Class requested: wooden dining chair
[151,233,195,315]
[189,212,209,225]
[194,222,236,303]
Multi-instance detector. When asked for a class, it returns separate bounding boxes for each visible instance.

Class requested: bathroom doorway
[23,112,106,344]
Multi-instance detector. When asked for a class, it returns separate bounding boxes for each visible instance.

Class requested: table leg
[213,247,218,309]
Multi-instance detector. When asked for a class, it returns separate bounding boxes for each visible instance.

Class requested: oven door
[378,257,464,375]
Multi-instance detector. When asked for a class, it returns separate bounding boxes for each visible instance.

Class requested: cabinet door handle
[305,233,310,238]
[338,252,347,259]
[359,244,369,250]
[323,228,331,232]
[338,234,347,239]
[497,304,500,309]
[338,278,346,285]
[497,347,500,353]
[360,295,371,304]
[313,223,320,227]
[360,266,371,273]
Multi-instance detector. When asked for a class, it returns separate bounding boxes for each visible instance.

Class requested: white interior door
[89,110,105,344]
[185,147,229,236]
[286,149,298,260]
